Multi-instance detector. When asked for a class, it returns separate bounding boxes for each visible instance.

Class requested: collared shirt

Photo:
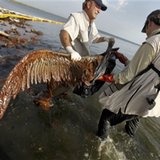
[114,28,160,84]
[63,11,100,56]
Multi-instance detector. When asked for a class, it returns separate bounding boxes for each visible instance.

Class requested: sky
[16,0,160,44]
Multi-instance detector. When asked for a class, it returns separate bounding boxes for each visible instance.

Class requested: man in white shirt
[59,0,115,61]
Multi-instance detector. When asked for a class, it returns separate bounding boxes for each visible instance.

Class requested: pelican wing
[0,49,77,118]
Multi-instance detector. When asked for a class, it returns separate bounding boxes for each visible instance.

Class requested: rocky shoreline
[0,7,43,49]
[0,7,48,85]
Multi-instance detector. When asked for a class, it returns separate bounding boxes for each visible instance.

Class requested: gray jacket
[99,30,160,117]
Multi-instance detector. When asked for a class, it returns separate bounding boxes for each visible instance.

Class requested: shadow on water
[0,89,99,160]
[0,87,160,160]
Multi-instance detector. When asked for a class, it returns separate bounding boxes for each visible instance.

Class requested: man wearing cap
[96,9,160,140]
[59,0,115,61]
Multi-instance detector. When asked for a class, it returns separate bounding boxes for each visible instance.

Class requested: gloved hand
[112,51,128,66]
[66,46,81,61]
[103,37,115,46]
[97,74,114,83]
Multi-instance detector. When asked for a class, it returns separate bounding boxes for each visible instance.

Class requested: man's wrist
[66,46,75,54]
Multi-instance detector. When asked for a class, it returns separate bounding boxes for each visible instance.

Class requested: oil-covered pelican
[0,42,116,119]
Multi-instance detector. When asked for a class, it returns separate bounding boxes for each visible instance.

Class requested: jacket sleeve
[114,42,156,84]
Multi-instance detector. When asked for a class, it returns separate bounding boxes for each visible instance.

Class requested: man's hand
[112,51,128,65]
[66,46,81,61]
[98,74,114,83]
[71,51,81,61]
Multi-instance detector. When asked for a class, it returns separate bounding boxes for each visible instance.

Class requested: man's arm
[92,37,115,46]
[59,29,72,48]
[59,29,81,61]
[114,43,155,84]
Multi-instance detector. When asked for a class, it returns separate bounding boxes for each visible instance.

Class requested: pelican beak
[92,47,119,84]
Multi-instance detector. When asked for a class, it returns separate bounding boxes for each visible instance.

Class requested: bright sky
[17,0,160,44]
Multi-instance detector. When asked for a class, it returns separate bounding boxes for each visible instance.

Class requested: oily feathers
[0,49,101,118]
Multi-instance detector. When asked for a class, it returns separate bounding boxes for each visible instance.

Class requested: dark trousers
[98,108,140,137]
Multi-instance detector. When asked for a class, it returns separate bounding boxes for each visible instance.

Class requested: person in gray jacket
[96,9,160,140]
[59,0,115,61]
